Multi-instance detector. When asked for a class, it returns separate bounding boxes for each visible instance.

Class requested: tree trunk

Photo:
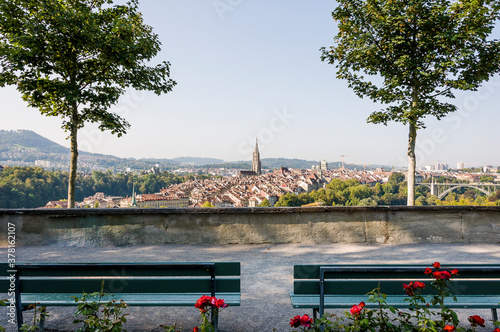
[407,121,417,206]
[67,106,79,208]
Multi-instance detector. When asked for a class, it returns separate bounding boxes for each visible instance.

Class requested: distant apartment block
[135,194,190,208]
[35,160,51,168]
[422,162,448,171]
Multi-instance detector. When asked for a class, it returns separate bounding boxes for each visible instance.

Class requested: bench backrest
[0,262,240,295]
[294,264,500,296]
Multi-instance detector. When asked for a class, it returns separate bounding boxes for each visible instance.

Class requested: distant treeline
[2,167,499,209]
[272,173,409,207]
[0,167,185,208]
[269,173,500,207]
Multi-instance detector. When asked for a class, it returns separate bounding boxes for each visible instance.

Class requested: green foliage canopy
[0,0,176,207]
[258,199,271,207]
[322,0,500,127]
[0,167,184,208]
[0,0,175,133]
[321,0,500,205]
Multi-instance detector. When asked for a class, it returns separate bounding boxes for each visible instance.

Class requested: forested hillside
[0,167,184,208]
[271,173,500,207]
[0,129,68,153]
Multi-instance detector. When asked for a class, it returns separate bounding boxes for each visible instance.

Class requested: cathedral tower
[252,139,262,175]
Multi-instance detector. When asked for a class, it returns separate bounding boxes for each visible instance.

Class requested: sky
[1,1,500,168]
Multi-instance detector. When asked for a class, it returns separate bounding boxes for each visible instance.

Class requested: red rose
[214,298,228,309]
[359,301,365,308]
[403,283,414,296]
[195,295,212,312]
[433,271,451,280]
[403,281,425,296]
[414,281,425,289]
[193,328,199,332]
[350,304,363,317]
[451,269,459,275]
[444,325,455,332]
[468,315,485,327]
[290,315,301,328]
[432,262,441,269]
[494,328,500,332]
[299,314,313,328]
[424,267,432,275]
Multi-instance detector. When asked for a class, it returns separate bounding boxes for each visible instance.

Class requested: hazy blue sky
[1,1,500,167]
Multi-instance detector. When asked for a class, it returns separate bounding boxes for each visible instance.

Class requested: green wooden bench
[290,264,500,321]
[1,261,240,331]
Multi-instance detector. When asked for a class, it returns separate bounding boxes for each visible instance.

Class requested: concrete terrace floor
[1,243,499,331]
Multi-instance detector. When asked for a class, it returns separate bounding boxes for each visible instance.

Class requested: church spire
[252,139,262,175]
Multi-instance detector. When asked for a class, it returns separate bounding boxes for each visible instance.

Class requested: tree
[464,189,476,200]
[480,175,494,183]
[488,190,500,202]
[389,173,406,184]
[274,193,302,207]
[322,0,500,205]
[201,201,215,208]
[258,199,271,207]
[349,185,373,201]
[415,196,427,206]
[0,0,176,207]
[358,197,378,206]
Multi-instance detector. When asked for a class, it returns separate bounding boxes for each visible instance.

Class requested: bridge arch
[437,184,492,200]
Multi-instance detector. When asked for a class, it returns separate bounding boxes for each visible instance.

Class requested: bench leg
[16,305,23,332]
[312,308,318,321]
[492,308,498,321]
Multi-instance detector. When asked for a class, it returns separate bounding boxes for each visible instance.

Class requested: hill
[0,129,389,171]
[0,129,68,154]
[0,129,178,171]
[172,156,224,166]
[262,158,322,169]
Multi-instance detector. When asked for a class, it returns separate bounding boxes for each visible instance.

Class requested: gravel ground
[1,243,499,331]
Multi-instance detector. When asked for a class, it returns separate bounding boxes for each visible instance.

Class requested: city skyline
[1,1,500,167]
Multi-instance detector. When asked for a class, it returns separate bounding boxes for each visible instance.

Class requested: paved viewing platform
[1,243,499,331]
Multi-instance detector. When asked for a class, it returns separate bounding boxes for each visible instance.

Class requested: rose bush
[469,315,485,328]
[349,302,365,317]
[290,314,313,330]
[290,262,500,332]
[193,295,228,332]
[162,296,228,332]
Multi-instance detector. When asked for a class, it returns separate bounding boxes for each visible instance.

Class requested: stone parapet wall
[0,206,499,246]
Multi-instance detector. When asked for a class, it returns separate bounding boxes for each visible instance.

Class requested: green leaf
[0,0,176,208]
[322,0,500,205]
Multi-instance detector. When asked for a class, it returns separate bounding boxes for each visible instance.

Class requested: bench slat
[12,262,240,277]
[290,293,500,309]
[19,277,240,293]
[0,262,13,277]
[294,280,500,296]
[21,293,241,307]
[294,264,500,279]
